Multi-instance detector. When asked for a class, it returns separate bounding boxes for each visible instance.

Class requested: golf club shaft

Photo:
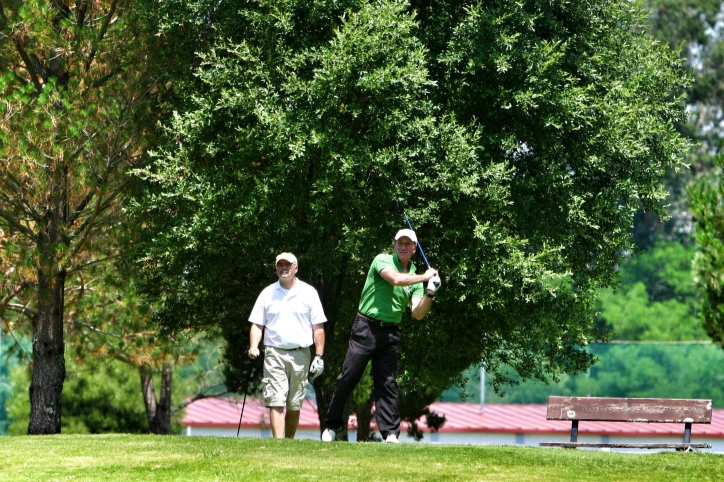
[236,364,254,437]
[402,211,430,268]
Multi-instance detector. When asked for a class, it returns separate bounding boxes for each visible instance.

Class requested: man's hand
[248,347,260,359]
[427,274,441,295]
[309,354,324,380]
[423,267,438,281]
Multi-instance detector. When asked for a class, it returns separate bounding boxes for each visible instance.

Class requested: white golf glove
[427,275,441,295]
[309,354,324,380]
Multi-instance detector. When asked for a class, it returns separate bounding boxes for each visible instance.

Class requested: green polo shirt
[357,252,424,324]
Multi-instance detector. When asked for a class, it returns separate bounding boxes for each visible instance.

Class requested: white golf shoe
[384,434,400,444]
[321,428,337,442]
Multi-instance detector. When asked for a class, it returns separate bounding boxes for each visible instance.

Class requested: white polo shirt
[248,278,327,349]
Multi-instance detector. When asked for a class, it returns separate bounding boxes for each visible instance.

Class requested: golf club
[238,326,265,436]
[393,200,431,268]
[236,364,254,437]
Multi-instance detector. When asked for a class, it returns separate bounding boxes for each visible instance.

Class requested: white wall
[185,426,724,452]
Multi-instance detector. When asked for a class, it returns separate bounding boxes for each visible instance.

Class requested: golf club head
[392,200,404,214]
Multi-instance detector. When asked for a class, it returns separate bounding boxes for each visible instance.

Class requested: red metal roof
[182,398,724,438]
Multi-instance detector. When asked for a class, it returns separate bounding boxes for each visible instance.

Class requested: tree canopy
[690,156,724,345]
[132,0,691,426]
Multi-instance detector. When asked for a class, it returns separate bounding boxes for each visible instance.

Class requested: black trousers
[325,313,402,438]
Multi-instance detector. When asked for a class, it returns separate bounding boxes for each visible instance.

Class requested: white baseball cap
[395,229,417,243]
[275,252,298,265]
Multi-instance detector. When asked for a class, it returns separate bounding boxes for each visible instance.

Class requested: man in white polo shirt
[247,252,326,438]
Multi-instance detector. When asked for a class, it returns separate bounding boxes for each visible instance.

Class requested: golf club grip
[403,212,430,268]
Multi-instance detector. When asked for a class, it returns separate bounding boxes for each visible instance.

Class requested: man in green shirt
[322,229,441,443]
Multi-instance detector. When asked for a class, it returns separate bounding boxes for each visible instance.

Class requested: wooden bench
[539,396,712,451]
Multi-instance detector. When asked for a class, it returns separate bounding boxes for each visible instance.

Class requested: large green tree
[133,0,691,432]
[0,0,160,433]
[690,156,724,345]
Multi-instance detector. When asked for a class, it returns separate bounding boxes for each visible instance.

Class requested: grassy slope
[0,435,722,481]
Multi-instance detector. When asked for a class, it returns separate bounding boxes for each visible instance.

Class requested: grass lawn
[0,435,722,481]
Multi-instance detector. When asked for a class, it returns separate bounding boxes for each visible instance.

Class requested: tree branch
[0,206,35,238]
[0,282,27,309]
[0,191,40,225]
[69,318,124,339]
[0,2,44,94]
[68,179,128,255]
[84,0,120,72]
[76,0,89,28]
[66,255,117,275]
[171,388,231,414]
[51,0,72,24]
[87,64,125,92]
[0,173,44,222]
[4,302,37,319]
[0,319,31,357]
[67,189,97,225]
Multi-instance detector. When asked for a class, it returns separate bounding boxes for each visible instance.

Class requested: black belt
[274,346,307,351]
[357,312,398,328]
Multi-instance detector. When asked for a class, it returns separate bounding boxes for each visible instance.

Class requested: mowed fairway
[0,434,722,481]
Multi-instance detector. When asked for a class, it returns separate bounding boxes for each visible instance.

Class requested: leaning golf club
[236,363,254,437]
[393,200,431,268]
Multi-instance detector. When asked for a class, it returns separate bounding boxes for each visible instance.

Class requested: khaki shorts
[262,346,311,410]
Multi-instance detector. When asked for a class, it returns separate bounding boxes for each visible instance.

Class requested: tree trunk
[141,362,173,434]
[28,182,68,435]
[28,258,66,434]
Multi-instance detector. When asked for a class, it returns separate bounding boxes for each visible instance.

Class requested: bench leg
[570,420,578,443]
[683,422,692,444]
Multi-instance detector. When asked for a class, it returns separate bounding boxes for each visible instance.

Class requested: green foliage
[446,343,724,406]
[133,0,691,424]
[690,155,724,345]
[1,435,724,481]
[4,339,225,435]
[595,240,706,341]
[597,284,704,341]
[580,344,724,400]
[4,366,28,436]
[621,241,698,301]
[6,357,148,435]
[0,331,23,435]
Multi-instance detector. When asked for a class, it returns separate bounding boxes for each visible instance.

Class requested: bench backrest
[546,396,712,423]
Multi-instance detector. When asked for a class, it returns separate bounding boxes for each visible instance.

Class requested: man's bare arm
[380,266,437,286]
[410,296,433,320]
[248,323,263,359]
[313,323,325,355]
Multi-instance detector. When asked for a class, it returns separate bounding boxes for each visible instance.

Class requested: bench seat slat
[546,397,712,423]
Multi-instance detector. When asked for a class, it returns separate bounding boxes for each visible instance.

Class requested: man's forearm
[313,324,325,355]
[249,323,263,348]
[393,272,430,286]
[380,268,430,287]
